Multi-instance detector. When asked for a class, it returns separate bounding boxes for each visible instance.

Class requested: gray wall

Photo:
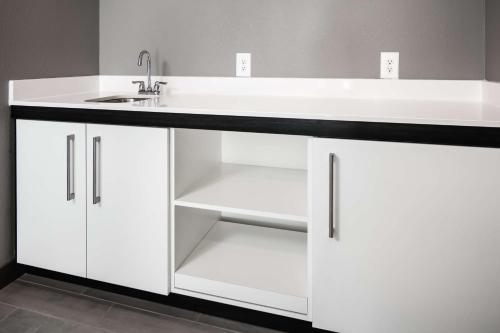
[0,0,99,268]
[486,0,500,82]
[100,0,485,79]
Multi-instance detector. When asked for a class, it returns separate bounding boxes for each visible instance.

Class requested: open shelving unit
[171,129,310,318]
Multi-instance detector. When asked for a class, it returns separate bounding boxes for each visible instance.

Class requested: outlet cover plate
[380,52,399,79]
[236,53,251,77]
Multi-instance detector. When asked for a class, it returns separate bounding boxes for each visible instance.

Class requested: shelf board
[175,221,308,314]
[174,163,308,222]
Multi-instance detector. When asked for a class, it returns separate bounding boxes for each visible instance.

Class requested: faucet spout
[137,50,152,92]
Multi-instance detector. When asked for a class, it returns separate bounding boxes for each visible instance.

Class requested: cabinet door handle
[66,135,75,201]
[329,153,336,238]
[93,136,101,204]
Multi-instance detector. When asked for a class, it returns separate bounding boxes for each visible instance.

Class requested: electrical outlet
[380,52,399,79]
[236,53,251,77]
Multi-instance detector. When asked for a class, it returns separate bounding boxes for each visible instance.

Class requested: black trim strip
[0,121,23,290]
[11,118,17,268]
[0,261,23,289]
[17,265,329,332]
[11,105,500,148]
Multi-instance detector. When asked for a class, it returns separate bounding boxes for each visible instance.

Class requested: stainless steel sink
[85,96,151,103]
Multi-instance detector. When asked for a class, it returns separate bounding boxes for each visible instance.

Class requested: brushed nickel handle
[329,153,336,238]
[132,80,145,92]
[153,81,167,94]
[93,136,101,204]
[66,135,75,201]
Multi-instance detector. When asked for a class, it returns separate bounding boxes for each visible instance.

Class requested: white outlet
[380,52,399,79]
[236,53,251,77]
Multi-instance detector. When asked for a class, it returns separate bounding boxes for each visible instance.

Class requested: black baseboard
[0,260,23,289]
[18,264,330,332]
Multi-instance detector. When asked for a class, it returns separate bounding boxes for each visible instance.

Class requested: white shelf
[174,221,308,314]
[174,163,308,222]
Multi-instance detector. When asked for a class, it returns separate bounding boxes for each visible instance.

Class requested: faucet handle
[132,80,146,92]
[153,81,167,95]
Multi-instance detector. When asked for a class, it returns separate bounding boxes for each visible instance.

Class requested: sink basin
[85,96,151,103]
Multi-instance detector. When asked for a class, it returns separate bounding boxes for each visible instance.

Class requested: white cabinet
[311,138,500,333]
[17,120,87,277]
[86,124,169,294]
[17,120,169,295]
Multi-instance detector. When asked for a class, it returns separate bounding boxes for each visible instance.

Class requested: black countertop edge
[11,105,500,149]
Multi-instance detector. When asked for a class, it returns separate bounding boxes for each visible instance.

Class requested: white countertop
[9,76,500,128]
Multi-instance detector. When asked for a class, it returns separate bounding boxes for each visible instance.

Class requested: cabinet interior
[171,129,310,316]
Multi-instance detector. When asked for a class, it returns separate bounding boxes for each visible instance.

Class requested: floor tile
[19,274,88,294]
[58,324,112,333]
[98,304,231,333]
[0,309,57,333]
[0,281,111,327]
[0,309,111,333]
[198,314,283,333]
[84,287,200,321]
[0,302,16,320]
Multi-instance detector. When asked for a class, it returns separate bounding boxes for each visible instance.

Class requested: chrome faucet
[138,50,152,92]
[132,50,167,95]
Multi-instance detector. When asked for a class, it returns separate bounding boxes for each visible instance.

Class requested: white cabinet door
[312,138,500,333]
[17,120,86,277]
[86,124,169,295]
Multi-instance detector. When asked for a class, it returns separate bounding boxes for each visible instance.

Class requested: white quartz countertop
[9,76,500,128]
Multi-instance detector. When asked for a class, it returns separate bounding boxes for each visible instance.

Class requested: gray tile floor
[0,274,282,333]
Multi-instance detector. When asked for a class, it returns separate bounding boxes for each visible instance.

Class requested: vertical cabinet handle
[66,135,75,201]
[329,153,336,238]
[93,136,101,204]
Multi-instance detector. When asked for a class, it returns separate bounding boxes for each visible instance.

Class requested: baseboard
[0,260,23,289]
[18,264,329,332]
